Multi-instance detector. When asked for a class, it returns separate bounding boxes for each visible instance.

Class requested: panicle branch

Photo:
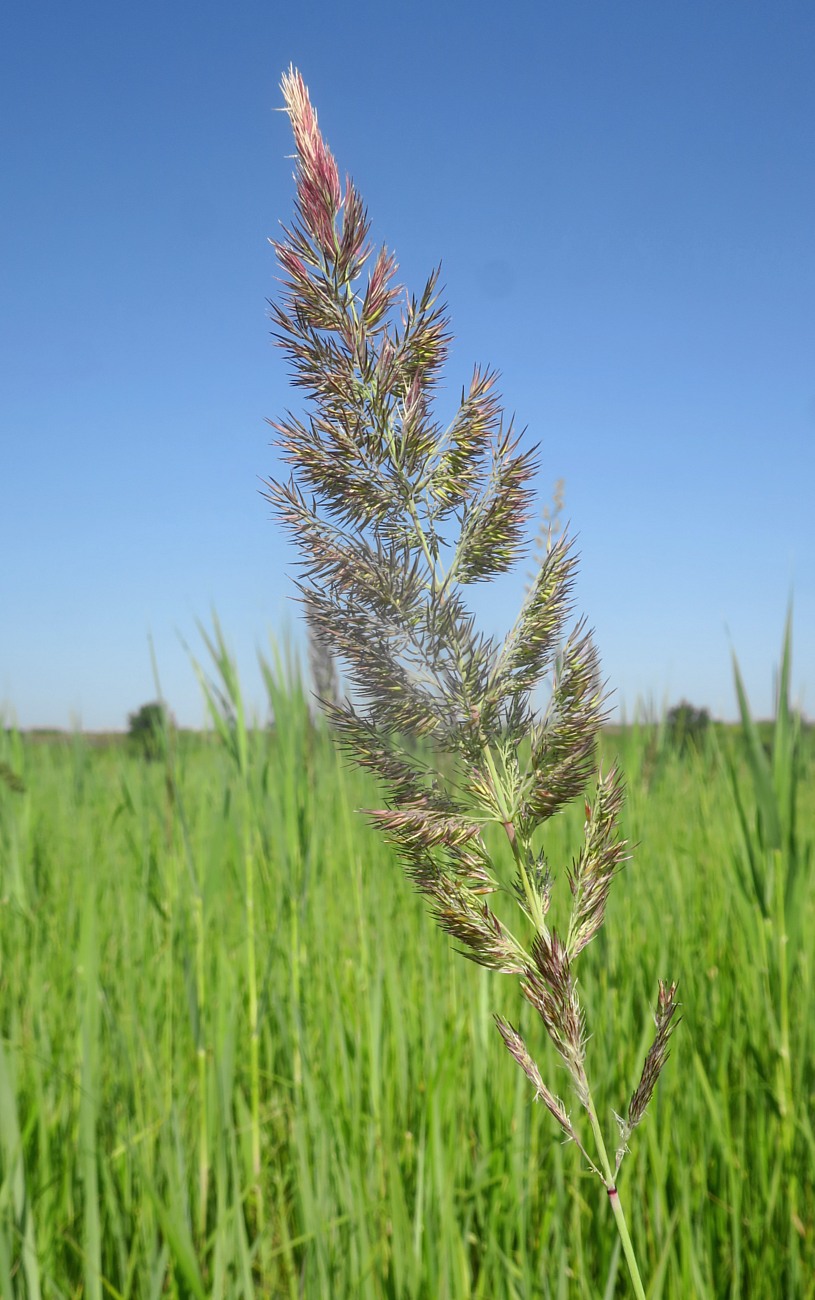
[494,1016,601,1175]
[615,981,681,1176]
[566,767,629,959]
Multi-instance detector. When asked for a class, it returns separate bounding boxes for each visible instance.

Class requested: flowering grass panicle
[265,66,678,1297]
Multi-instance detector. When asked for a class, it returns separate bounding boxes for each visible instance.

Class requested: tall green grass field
[0,628,812,1297]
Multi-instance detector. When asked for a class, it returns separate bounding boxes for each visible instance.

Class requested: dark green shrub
[127,701,170,761]
[666,700,710,753]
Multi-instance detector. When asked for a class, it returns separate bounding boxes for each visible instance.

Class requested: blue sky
[2,0,813,729]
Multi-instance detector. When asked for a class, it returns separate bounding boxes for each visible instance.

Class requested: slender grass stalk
[191,890,209,1240]
[191,617,265,1236]
[266,67,678,1294]
[79,875,102,1300]
[148,641,211,1245]
[244,826,262,1184]
[726,608,806,1286]
[0,1037,42,1299]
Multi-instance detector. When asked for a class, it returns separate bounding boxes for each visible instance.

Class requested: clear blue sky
[2,0,813,729]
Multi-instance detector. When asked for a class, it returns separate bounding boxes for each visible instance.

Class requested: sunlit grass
[0,632,812,1297]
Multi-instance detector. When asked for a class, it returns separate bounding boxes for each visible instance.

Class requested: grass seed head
[268,71,676,1237]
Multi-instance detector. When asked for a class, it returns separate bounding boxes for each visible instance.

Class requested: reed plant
[266,67,678,1296]
[724,611,811,1292]
[1,652,813,1293]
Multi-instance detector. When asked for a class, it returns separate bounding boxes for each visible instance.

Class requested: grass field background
[0,630,812,1298]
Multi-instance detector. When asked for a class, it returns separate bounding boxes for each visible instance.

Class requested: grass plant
[265,66,678,1295]
[0,646,813,1294]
